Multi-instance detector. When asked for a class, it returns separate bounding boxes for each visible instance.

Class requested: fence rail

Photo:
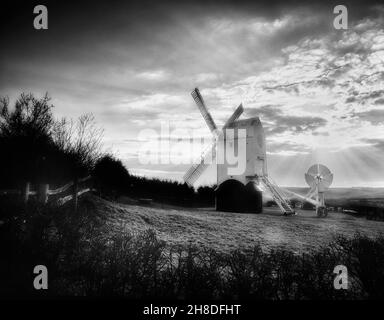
[0,176,92,211]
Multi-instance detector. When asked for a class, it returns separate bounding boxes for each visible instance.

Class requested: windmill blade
[318,164,331,177]
[319,173,333,189]
[223,104,243,129]
[307,164,320,176]
[185,89,243,186]
[305,164,333,190]
[322,172,333,184]
[184,142,216,186]
[191,88,218,136]
[306,171,317,178]
[305,173,316,187]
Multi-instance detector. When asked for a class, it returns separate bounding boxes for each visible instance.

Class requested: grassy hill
[93,195,384,254]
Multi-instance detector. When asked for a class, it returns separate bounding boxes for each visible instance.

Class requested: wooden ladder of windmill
[261,176,295,215]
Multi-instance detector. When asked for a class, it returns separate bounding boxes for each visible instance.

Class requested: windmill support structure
[260,176,295,215]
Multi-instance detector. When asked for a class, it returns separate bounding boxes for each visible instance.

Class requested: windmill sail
[305,164,333,191]
[223,104,243,128]
[191,88,218,136]
[184,142,216,186]
[183,103,244,186]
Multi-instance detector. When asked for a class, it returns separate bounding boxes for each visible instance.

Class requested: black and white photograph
[1,0,384,314]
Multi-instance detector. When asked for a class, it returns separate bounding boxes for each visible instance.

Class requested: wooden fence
[0,176,93,211]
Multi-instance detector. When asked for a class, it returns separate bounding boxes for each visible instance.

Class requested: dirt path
[96,197,384,253]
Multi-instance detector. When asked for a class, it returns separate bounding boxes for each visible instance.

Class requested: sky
[1,0,384,187]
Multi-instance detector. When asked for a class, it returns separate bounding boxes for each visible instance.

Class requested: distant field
[287,187,384,210]
[287,187,384,201]
[92,196,384,254]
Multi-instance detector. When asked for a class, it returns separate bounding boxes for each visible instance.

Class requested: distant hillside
[286,187,384,200]
[284,187,384,215]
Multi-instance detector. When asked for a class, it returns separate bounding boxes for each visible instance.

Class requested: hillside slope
[91,196,384,254]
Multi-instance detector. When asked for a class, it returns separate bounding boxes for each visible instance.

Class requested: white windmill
[304,164,333,217]
[184,88,295,215]
[284,164,334,217]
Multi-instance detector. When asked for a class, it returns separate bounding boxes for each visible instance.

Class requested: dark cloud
[1,0,382,102]
[262,65,348,93]
[245,105,281,119]
[360,89,384,100]
[312,131,329,136]
[362,138,384,150]
[246,105,327,135]
[345,87,384,105]
[346,96,357,103]
[354,109,384,124]
[280,115,327,133]
[1,0,382,63]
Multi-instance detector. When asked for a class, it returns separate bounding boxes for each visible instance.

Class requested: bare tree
[0,93,55,186]
[0,93,54,139]
[53,113,104,176]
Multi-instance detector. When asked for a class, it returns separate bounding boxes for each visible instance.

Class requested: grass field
[92,196,384,254]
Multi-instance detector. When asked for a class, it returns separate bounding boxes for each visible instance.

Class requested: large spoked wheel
[316,206,328,218]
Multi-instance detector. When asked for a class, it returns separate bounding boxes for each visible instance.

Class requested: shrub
[335,234,384,298]
[92,154,130,199]
[197,185,216,206]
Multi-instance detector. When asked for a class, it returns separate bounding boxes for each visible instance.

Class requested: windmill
[184,88,295,215]
[284,164,333,217]
[304,164,333,217]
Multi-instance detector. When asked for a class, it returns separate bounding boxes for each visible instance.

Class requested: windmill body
[217,117,267,186]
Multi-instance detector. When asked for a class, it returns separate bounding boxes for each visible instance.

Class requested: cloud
[354,109,384,124]
[279,115,327,133]
[136,70,170,81]
[267,141,311,155]
[363,138,384,150]
[311,131,329,136]
[1,0,384,185]
[245,105,327,135]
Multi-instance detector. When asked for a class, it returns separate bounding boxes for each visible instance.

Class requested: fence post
[73,177,78,213]
[22,182,30,204]
[38,184,49,204]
